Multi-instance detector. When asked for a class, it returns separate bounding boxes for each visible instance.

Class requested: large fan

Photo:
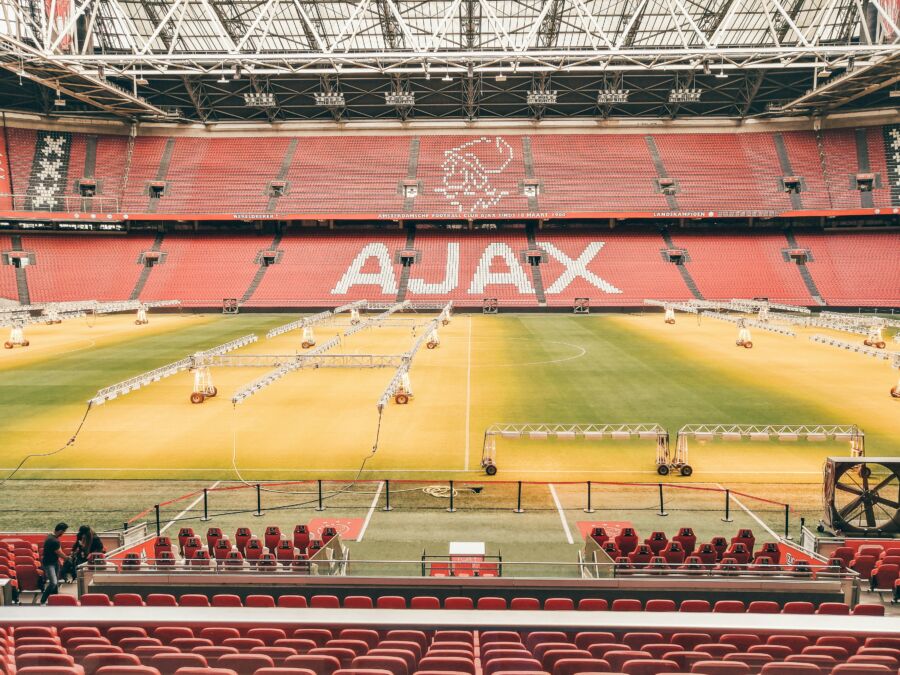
[824,458,900,535]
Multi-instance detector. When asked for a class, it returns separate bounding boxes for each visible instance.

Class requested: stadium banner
[777,541,827,568]
[0,131,12,211]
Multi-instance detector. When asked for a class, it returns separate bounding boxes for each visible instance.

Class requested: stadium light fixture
[442,73,453,82]
[598,88,629,103]
[217,74,228,84]
[385,92,415,106]
[496,72,507,82]
[314,92,346,107]
[527,90,557,105]
[243,92,277,107]
[135,74,149,86]
[669,88,702,103]
[715,69,728,79]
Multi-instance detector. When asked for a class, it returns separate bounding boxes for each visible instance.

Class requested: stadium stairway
[783,229,825,306]
[9,235,30,305]
[395,227,416,303]
[130,233,165,301]
[241,233,284,305]
[526,224,547,306]
[659,230,702,300]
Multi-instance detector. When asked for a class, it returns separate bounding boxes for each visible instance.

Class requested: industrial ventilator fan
[823,457,900,535]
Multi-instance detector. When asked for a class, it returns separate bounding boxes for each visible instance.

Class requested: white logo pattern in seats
[30,133,69,210]
[435,137,514,214]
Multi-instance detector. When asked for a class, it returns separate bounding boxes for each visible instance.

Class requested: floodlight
[385,92,415,105]
[598,88,629,103]
[669,88,702,103]
[243,92,277,107]
[314,92,346,107]
[527,90,557,105]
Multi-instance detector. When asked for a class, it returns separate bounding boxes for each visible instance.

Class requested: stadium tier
[1,230,897,307]
[3,125,900,219]
[0,611,896,675]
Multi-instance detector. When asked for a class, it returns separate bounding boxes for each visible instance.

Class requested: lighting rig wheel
[351,319,360,325]
[735,340,743,347]
[207,387,218,398]
[3,342,12,349]
[190,392,205,404]
[135,320,142,325]
[301,341,313,349]
[876,342,886,349]
[394,393,409,405]
[864,340,873,347]
[657,465,670,476]
[743,341,753,349]
[485,464,498,476]
[680,465,694,477]
[46,321,54,326]
[427,342,437,349]
[442,319,450,326]
[22,341,29,347]
[665,319,675,325]
[891,386,900,399]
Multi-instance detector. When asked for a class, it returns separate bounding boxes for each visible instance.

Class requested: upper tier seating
[6,127,128,212]
[4,126,899,218]
[1,230,897,307]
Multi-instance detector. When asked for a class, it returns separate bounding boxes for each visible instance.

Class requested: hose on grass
[228,403,382,505]
[0,402,93,487]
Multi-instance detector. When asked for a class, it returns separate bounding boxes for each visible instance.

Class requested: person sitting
[62,525,104,582]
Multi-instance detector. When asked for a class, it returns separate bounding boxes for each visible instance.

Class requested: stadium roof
[0,0,899,121]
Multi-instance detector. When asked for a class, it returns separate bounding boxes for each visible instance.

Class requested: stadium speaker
[222,298,239,314]
[823,457,900,535]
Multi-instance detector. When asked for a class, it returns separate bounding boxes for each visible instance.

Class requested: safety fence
[126,479,793,538]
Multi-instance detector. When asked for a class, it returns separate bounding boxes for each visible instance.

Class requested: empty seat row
[46,592,884,616]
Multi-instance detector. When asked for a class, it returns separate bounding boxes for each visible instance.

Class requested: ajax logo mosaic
[435,137,514,214]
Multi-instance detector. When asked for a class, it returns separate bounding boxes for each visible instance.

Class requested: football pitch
[0,308,896,537]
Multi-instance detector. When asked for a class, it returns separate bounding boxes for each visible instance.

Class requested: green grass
[0,311,895,557]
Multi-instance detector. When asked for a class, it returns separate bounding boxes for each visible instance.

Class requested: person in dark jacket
[40,522,68,605]
[62,525,104,582]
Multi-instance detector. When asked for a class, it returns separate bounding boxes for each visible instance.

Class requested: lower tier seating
[0,230,895,307]
[1,616,895,674]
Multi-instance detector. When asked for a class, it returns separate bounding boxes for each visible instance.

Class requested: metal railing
[2,194,120,212]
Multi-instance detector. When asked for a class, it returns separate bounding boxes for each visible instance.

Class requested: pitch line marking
[160,480,221,535]
[548,483,574,545]
[716,482,780,540]
[356,480,384,543]
[464,316,472,472]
